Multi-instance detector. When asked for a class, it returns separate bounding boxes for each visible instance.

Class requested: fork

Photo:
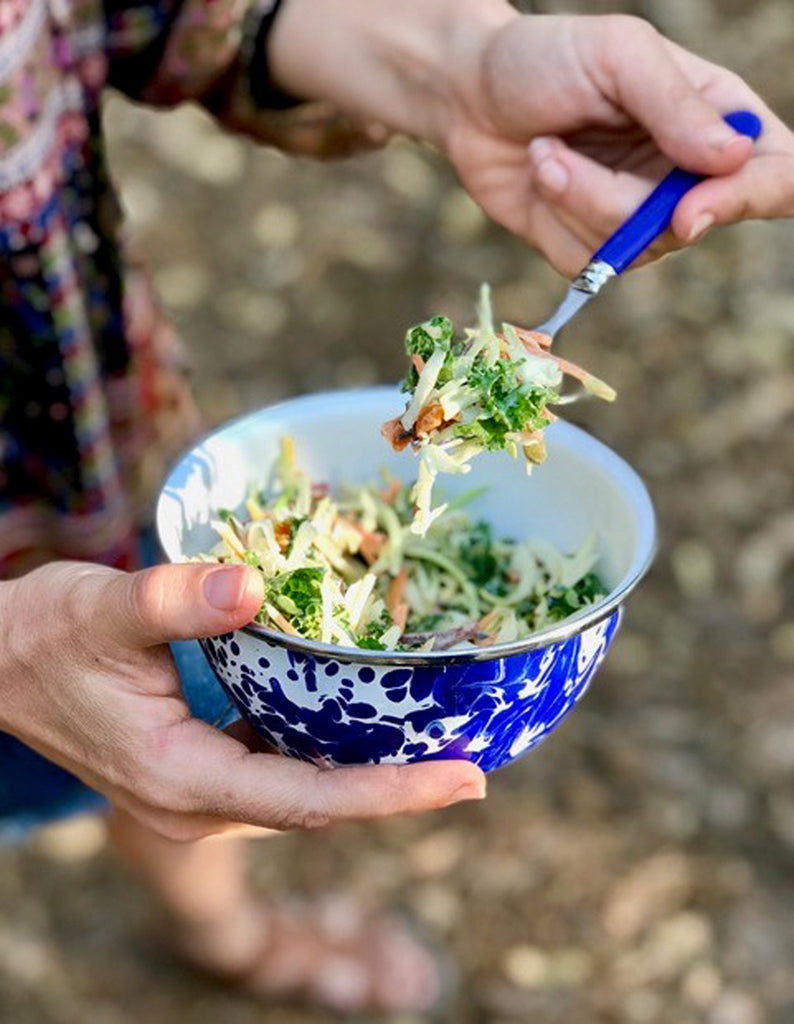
[534,109,763,350]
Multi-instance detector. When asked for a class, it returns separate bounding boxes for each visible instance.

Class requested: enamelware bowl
[156,387,655,772]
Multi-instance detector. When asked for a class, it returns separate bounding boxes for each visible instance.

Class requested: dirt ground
[2,1,794,1022]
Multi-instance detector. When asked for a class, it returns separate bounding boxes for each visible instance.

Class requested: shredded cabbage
[197,438,607,652]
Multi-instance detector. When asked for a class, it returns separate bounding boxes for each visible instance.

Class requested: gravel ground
[2,2,793,1022]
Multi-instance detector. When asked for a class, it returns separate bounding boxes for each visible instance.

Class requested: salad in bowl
[157,382,655,771]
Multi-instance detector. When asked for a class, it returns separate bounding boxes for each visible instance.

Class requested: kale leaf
[266,567,325,638]
[454,520,499,586]
[546,572,606,622]
[402,316,456,391]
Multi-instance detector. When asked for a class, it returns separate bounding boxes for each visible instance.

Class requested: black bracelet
[241,0,303,110]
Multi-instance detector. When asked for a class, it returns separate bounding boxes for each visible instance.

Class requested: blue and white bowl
[156,388,655,772]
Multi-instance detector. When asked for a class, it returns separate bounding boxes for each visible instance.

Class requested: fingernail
[204,565,248,611]
[446,778,487,806]
[687,212,715,242]
[706,121,743,151]
[536,157,569,195]
[528,136,554,162]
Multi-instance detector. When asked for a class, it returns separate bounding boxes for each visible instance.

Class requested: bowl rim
[157,386,657,666]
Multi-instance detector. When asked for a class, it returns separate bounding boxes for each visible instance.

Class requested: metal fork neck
[572,259,616,296]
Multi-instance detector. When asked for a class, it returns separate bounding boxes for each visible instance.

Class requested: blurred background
[2,0,793,1021]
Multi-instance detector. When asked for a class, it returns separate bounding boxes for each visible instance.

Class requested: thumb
[102,563,265,649]
[597,18,753,176]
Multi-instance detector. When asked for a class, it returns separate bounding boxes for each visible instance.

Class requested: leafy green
[402,316,456,391]
[546,572,606,622]
[266,567,325,638]
[407,612,445,633]
[356,636,387,650]
[454,521,499,586]
[405,316,454,361]
[467,358,556,441]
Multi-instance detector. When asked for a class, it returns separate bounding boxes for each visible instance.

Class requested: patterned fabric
[0,0,384,577]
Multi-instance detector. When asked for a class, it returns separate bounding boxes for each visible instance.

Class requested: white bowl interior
[157,387,655,597]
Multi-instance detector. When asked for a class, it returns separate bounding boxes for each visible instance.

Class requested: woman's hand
[0,562,484,841]
[448,13,794,276]
[268,2,794,277]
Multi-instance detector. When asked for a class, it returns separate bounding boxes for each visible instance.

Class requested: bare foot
[167,894,450,1015]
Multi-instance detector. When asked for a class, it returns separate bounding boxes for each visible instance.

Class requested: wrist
[267,0,517,146]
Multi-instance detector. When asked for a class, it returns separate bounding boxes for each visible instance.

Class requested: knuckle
[293,806,333,831]
[599,15,656,71]
[124,569,162,641]
[606,14,655,42]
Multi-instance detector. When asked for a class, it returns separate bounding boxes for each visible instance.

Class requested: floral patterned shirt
[0,0,377,576]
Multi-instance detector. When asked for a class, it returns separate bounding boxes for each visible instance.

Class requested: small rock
[622,988,665,1024]
[0,928,54,984]
[32,815,107,863]
[671,539,717,599]
[438,189,486,243]
[608,631,653,675]
[337,223,399,272]
[155,263,210,310]
[681,962,723,1009]
[502,945,592,990]
[410,882,460,931]
[768,792,794,849]
[251,202,301,248]
[407,828,464,878]
[770,622,794,662]
[503,945,548,989]
[213,288,288,336]
[613,912,713,988]
[603,851,695,943]
[381,144,439,204]
[709,989,764,1024]
[188,132,245,186]
[333,355,377,388]
[746,721,794,781]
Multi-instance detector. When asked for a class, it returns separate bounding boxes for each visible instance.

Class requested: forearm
[267,0,516,148]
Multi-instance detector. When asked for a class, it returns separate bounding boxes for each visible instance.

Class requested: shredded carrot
[477,609,499,632]
[412,354,425,373]
[393,602,409,633]
[359,531,386,565]
[381,479,401,504]
[274,521,292,553]
[514,329,615,400]
[380,417,413,452]
[518,328,553,350]
[387,568,408,624]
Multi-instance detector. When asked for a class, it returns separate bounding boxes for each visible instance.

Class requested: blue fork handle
[592,110,763,275]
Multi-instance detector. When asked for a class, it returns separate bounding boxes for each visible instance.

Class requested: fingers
[99,563,265,649]
[527,138,677,271]
[590,16,753,177]
[671,153,794,242]
[516,182,592,278]
[157,719,486,833]
[529,137,648,248]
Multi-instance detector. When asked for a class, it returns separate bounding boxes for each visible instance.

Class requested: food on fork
[382,285,615,536]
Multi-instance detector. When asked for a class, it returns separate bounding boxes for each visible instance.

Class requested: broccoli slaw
[198,438,607,653]
[382,284,616,536]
